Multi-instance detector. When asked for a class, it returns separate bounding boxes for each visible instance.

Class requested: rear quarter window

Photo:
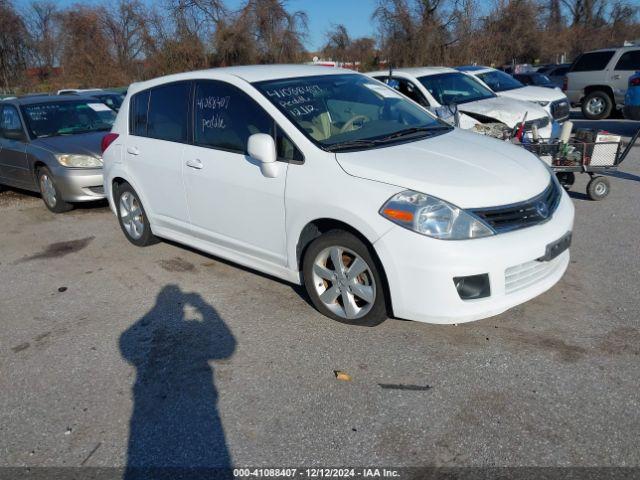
[130,90,150,136]
[615,50,640,71]
[570,51,615,72]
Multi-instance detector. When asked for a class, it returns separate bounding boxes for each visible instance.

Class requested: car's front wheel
[302,230,388,326]
[115,183,158,246]
[38,167,73,213]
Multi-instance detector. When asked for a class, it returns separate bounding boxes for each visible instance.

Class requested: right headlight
[56,154,102,168]
[380,190,494,240]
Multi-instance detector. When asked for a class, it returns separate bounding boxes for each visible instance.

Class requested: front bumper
[49,165,105,202]
[623,105,640,121]
[373,190,574,324]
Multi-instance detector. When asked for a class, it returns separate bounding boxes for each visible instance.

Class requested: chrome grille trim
[505,253,566,294]
[472,180,561,234]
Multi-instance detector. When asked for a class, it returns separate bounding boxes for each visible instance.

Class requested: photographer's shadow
[120,285,236,479]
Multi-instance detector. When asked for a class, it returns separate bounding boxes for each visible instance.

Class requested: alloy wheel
[586,97,605,116]
[311,246,377,320]
[119,192,144,240]
[40,173,57,208]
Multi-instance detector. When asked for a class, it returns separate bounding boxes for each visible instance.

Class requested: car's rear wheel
[302,230,388,326]
[582,91,613,120]
[38,167,73,213]
[116,183,158,246]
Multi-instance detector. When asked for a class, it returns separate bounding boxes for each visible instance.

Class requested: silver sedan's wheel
[40,173,57,208]
[119,191,144,240]
[311,246,377,320]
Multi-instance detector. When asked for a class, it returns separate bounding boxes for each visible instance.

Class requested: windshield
[94,93,124,111]
[532,73,552,85]
[253,74,449,151]
[476,70,524,92]
[418,72,495,105]
[21,100,116,138]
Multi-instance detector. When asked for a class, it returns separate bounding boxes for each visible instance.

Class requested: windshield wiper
[324,139,379,152]
[377,125,451,142]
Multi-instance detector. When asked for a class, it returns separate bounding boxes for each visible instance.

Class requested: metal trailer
[517,129,640,200]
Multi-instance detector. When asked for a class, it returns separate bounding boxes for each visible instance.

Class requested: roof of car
[366,66,458,78]
[456,66,494,74]
[5,95,106,106]
[582,45,639,54]
[127,64,357,95]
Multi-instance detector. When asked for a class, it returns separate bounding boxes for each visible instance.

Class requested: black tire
[581,91,613,120]
[38,167,73,213]
[556,172,575,191]
[302,230,388,327]
[115,183,158,246]
[587,176,610,201]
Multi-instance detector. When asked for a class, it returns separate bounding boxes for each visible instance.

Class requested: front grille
[505,253,566,294]
[472,180,561,234]
[524,116,550,131]
[550,100,570,120]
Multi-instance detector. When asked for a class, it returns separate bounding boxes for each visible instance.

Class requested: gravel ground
[0,131,639,471]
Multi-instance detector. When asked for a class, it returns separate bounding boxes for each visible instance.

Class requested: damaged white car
[457,66,570,123]
[367,67,556,140]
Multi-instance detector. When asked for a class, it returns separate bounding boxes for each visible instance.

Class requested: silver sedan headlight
[56,154,103,168]
[380,190,494,240]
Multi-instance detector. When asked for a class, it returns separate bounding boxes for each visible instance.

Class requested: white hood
[335,129,551,209]
[497,85,567,103]
[457,96,549,128]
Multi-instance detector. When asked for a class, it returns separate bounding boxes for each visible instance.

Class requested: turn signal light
[382,208,414,222]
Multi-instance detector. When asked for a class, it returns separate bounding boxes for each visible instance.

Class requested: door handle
[127,146,140,155]
[613,74,621,80]
[186,159,203,170]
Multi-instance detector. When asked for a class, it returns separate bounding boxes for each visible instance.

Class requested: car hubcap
[312,246,376,320]
[40,174,56,207]
[587,97,605,115]
[595,182,607,195]
[119,192,144,240]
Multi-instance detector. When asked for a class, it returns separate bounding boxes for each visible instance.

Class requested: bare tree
[322,24,351,62]
[25,0,60,74]
[0,0,29,92]
[100,0,150,78]
[58,5,121,87]
[240,0,308,63]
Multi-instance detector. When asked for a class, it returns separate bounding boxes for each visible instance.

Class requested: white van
[367,67,556,137]
[102,65,574,326]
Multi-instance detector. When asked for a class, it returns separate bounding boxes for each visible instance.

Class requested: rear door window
[614,50,640,71]
[147,82,191,143]
[193,80,273,154]
[570,51,615,72]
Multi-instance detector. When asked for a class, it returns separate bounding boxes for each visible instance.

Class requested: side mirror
[2,129,26,141]
[248,133,280,178]
[447,102,460,127]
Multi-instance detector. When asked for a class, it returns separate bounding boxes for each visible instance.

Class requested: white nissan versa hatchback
[102,65,574,326]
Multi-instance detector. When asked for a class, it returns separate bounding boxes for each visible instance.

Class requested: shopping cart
[517,128,640,200]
